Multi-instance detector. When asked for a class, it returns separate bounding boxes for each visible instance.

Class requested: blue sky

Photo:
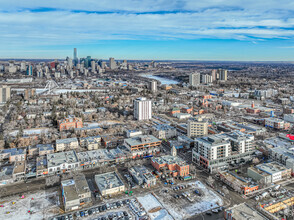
[1,0,294,61]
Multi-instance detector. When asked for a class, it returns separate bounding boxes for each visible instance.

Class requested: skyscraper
[134,97,152,120]
[73,48,78,66]
[66,57,73,69]
[20,61,26,72]
[211,69,217,81]
[91,60,96,73]
[201,74,212,84]
[74,48,77,60]
[219,69,228,81]
[0,85,11,103]
[149,80,157,92]
[26,65,33,76]
[189,72,200,86]
[109,57,117,70]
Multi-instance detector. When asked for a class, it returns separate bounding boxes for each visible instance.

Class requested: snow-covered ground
[0,190,60,220]
[155,180,223,219]
[137,194,174,220]
[36,89,106,95]
[184,181,223,215]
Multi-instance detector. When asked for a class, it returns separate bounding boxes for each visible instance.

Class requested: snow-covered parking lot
[0,189,60,220]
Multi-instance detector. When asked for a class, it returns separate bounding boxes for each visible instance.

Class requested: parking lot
[52,198,141,220]
[153,180,224,219]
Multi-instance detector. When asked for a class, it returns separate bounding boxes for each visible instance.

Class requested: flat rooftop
[152,124,175,131]
[47,150,78,167]
[220,171,257,188]
[124,135,160,147]
[196,134,230,146]
[56,137,78,144]
[95,171,125,191]
[152,155,187,167]
[13,161,26,174]
[225,203,269,220]
[61,179,79,201]
[0,148,26,156]
[77,149,114,162]
[256,162,289,175]
[61,174,90,202]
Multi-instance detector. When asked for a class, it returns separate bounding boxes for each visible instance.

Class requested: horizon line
[0,58,293,63]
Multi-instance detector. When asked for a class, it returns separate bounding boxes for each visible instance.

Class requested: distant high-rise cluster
[189,68,228,86]
[0,48,155,79]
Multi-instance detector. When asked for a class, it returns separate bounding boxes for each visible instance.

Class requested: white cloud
[0,0,293,47]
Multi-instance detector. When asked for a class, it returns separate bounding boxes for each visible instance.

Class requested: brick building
[151,155,189,177]
[57,116,83,131]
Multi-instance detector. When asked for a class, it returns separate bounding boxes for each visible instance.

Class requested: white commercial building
[95,171,125,196]
[134,97,152,120]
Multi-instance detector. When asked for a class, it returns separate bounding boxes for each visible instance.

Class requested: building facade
[187,118,208,138]
[57,116,83,131]
[151,155,189,177]
[56,138,79,152]
[192,132,254,173]
[95,171,125,196]
[189,72,200,86]
[0,85,11,103]
[133,97,152,120]
[61,174,91,211]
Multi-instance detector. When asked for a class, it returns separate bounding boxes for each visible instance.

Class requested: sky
[1,0,294,61]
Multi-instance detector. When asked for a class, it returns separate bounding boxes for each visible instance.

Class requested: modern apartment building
[133,97,152,120]
[189,72,200,86]
[192,132,254,173]
[218,69,228,81]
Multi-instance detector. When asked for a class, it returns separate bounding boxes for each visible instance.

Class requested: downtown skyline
[1,0,294,61]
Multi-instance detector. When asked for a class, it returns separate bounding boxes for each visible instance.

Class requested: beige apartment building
[187,118,208,138]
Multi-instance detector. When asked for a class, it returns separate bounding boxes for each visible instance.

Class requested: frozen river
[141,74,179,85]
